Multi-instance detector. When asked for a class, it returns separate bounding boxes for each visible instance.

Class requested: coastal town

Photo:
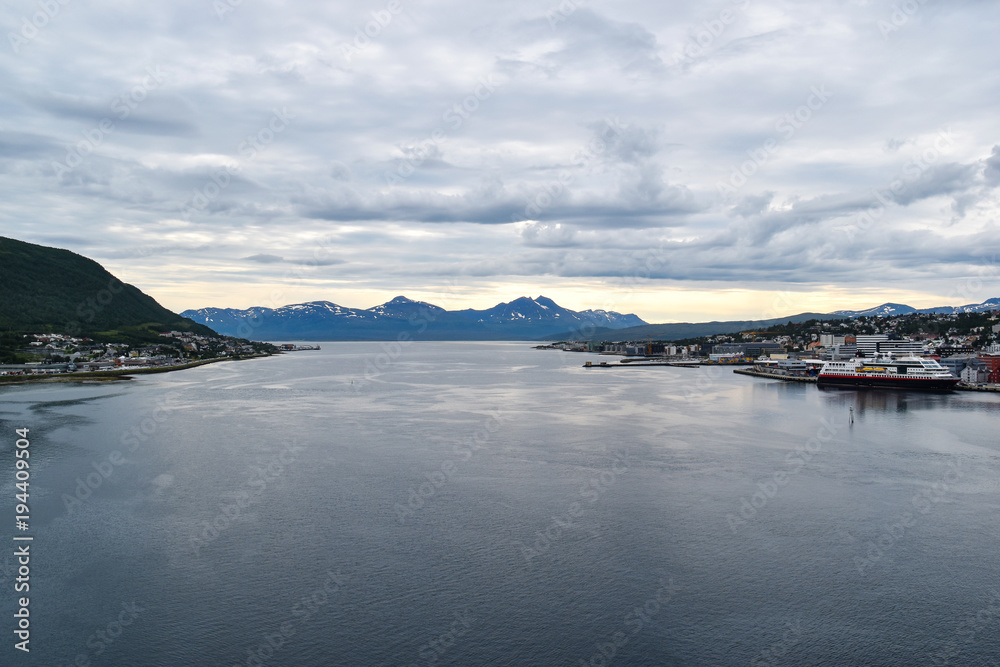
[0,330,275,379]
[543,309,1000,389]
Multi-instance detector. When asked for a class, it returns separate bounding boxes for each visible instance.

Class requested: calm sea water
[2,342,999,666]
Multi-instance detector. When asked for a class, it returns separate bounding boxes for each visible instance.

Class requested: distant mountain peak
[367,296,447,316]
[832,298,1000,318]
[536,296,565,311]
[183,295,646,341]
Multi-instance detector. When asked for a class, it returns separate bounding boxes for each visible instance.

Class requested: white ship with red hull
[818,355,959,392]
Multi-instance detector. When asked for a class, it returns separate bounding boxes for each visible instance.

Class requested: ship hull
[817,375,959,392]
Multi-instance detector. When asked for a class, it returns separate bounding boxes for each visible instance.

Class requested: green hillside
[0,236,216,337]
[542,312,843,342]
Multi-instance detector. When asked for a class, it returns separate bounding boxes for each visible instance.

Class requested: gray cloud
[244,254,285,264]
[2,0,999,317]
[984,145,1000,186]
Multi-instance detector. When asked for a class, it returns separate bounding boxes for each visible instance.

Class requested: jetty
[955,383,1000,393]
[583,361,699,369]
[733,367,817,383]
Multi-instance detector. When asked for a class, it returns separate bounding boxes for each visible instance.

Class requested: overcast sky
[2,0,999,322]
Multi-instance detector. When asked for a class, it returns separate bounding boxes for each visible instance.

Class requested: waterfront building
[977,355,1000,383]
[856,335,923,357]
[821,344,858,360]
[712,342,783,357]
[855,335,887,356]
[939,355,976,378]
[755,359,808,373]
[962,366,990,384]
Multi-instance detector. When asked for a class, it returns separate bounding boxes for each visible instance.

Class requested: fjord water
[2,342,999,666]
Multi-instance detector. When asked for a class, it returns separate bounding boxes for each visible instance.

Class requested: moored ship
[817,354,959,391]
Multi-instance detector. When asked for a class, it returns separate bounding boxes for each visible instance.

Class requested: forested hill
[0,236,214,336]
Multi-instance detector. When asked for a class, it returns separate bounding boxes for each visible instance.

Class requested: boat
[817,354,959,391]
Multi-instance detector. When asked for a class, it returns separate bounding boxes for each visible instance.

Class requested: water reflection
[5,344,1000,666]
[819,386,1000,414]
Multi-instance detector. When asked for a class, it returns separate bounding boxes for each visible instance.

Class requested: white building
[961,366,989,384]
[856,335,922,357]
[855,335,887,356]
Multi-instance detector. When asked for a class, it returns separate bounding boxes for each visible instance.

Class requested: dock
[733,368,817,383]
[956,383,1000,393]
[583,361,699,369]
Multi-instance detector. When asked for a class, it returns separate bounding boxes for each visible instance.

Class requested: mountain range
[181,296,646,341]
[553,312,841,343]
[3,235,997,343]
[184,296,1000,342]
[568,297,1000,343]
[831,298,1000,317]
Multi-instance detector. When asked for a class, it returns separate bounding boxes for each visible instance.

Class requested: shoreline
[0,354,272,386]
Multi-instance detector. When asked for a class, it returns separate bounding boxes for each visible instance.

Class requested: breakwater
[583,361,700,369]
[733,367,817,383]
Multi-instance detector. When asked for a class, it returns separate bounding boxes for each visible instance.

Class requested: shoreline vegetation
[0,353,273,386]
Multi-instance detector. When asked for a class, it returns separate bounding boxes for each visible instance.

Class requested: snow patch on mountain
[832,298,1000,318]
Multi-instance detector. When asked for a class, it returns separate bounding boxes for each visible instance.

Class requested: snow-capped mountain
[949,297,1000,313]
[451,296,642,327]
[181,296,646,341]
[454,296,571,324]
[186,301,377,337]
[832,298,1000,318]
[577,309,648,329]
[832,303,917,317]
[366,296,447,318]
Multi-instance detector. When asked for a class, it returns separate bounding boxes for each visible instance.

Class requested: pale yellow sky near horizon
[127,273,986,324]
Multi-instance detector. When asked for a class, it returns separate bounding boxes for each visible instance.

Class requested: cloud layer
[2,0,999,320]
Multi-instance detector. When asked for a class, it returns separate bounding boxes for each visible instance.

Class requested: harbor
[558,331,1000,393]
[732,365,999,392]
[585,358,1000,392]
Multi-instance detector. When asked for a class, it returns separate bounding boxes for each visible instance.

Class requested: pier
[583,361,699,369]
[956,383,1000,393]
[733,368,817,383]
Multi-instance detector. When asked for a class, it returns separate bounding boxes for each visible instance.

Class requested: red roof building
[977,355,1000,383]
